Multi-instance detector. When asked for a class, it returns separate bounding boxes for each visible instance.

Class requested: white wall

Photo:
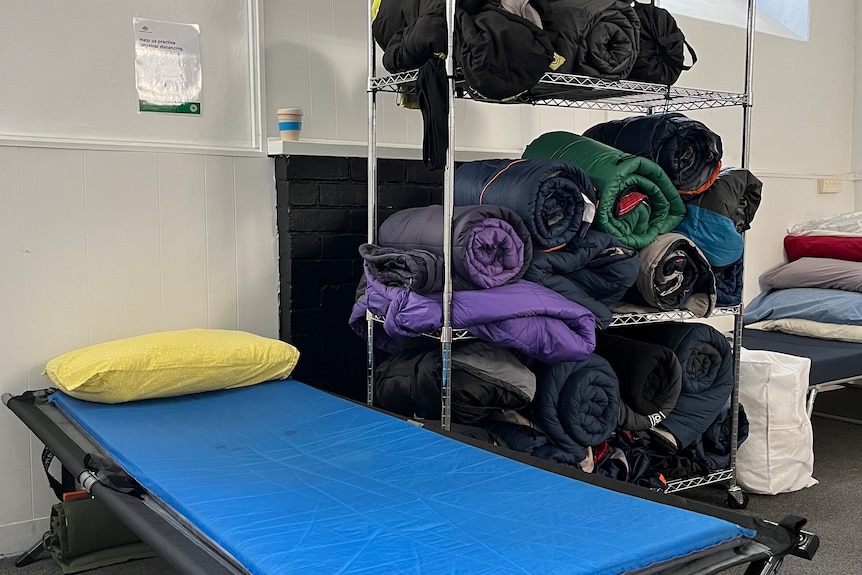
[265,0,858,303]
[0,0,262,152]
[0,1,277,557]
[855,4,862,207]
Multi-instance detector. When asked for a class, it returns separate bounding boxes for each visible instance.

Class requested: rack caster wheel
[726,489,749,509]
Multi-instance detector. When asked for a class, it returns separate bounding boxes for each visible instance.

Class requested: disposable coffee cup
[277,107,303,141]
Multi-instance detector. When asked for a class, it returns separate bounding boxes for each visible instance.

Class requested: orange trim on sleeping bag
[478,158,572,253]
[678,161,722,197]
[478,159,525,204]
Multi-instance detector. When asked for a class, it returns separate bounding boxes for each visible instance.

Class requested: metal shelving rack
[367,0,757,507]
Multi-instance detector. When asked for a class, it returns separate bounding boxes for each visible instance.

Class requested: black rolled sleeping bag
[373,341,536,425]
[627,0,696,86]
[371,0,446,73]
[378,204,533,290]
[454,158,597,251]
[524,229,640,328]
[545,0,641,80]
[358,243,444,294]
[455,5,557,101]
[594,331,682,431]
[614,322,734,449]
[529,354,620,461]
[583,113,723,196]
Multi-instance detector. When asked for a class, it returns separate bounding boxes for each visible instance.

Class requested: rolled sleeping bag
[378,204,533,290]
[373,341,536,426]
[583,113,723,196]
[529,353,620,461]
[715,257,744,306]
[455,158,597,251]
[524,229,640,328]
[523,131,685,249]
[359,243,444,294]
[349,273,598,364]
[545,0,641,80]
[627,0,696,86]
[595,331,682,431]
[614,232,716,317]
[684,167,763,233]
[617,322,735,449]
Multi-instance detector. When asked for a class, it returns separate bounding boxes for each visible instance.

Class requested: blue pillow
[744,287,862,326]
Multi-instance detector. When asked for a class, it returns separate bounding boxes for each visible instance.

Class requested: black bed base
[742,328,862,422]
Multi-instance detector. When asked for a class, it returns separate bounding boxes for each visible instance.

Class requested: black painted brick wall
[276,155,442,400]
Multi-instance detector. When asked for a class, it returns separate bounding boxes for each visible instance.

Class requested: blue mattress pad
[51,379,754,575]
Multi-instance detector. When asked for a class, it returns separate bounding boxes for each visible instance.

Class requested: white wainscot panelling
[0,147,26,393]
[19,148,90,383]
[234,156,279,338]
[84,150,163,342]
[0,518,50,557]
[204,156,240,329]
[0,147,35,532]
[158,154,209,330]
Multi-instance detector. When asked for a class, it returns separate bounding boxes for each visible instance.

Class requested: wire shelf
[370,71,747,113]
[609,306,741,327]
[665,469,735,493]
[370,314,475,341]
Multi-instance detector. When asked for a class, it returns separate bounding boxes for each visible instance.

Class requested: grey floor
[1,412,859,575]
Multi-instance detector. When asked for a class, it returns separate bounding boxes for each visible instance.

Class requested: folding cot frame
[741,328,862,423]
[4,381,818,575]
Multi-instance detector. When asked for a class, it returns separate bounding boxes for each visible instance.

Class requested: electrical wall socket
[817,178,844,194]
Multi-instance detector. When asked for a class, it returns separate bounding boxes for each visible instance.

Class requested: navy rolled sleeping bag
[583,112,723,196]
[455,159,597,251]
[614,322,734,449]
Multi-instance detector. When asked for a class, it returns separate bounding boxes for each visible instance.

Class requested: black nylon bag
[627,1,696,86]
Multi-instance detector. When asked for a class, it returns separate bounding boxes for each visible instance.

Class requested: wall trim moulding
[266,138,519,162]
[0,135,268,158]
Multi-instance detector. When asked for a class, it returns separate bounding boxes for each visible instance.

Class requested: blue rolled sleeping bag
[454,158,597,251]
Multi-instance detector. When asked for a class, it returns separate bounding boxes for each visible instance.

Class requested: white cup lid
[277,107,303,116]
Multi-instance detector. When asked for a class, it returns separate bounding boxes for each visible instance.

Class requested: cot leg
[743,555,784,575]
[14,536,46,568]
[806,388,818,419]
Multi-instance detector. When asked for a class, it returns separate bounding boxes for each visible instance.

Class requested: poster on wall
[133,18,202,114]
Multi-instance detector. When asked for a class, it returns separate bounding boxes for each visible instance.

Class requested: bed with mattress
[4,378,818,575]
[741,212,862,419]
[741,328,862,418]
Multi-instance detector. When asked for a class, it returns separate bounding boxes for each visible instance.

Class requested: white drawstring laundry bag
[736,347,818,494]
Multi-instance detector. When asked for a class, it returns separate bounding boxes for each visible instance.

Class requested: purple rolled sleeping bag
[378,204,533,290]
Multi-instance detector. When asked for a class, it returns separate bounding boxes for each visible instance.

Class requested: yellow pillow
[44,329,300,403]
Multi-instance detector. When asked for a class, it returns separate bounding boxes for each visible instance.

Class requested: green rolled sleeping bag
[523,132,686,249]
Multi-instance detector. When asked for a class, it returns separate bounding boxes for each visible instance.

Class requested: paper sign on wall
[134,18,202,114]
